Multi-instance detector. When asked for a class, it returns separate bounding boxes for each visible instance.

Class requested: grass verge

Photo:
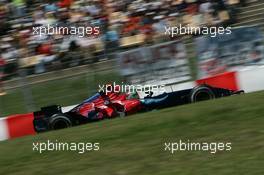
[0,91,263,175]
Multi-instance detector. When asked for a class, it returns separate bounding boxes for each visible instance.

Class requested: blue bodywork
[142,89,192,109]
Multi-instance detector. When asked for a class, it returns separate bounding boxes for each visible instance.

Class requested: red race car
[33,84,243,133]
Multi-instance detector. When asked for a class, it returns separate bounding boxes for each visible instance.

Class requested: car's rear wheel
[190,85,215,103]
[49,114,72,130]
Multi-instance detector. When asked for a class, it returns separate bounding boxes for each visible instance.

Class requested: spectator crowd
[0,0,244,84]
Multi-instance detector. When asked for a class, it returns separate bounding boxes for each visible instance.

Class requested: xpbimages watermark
[32,24,100,37]
[164,140,232,154]
[32,140,100,154]
[165,25,232,38]
[98,82,166,94]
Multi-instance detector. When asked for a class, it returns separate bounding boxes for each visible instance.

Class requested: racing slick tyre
[49,114,72,130]
[190,85,215,103]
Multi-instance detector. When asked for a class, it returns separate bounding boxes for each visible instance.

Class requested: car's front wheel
[190,85,215,103]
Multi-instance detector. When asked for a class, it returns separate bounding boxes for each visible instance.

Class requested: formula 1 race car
[33,85,244,133]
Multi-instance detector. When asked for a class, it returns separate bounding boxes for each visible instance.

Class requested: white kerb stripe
[0,118,9,141]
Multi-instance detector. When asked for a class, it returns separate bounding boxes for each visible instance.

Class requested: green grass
[0,70,122,116]
[0,91,263,175]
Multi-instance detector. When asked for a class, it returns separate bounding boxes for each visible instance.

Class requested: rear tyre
[49,114,72,130]
[190,85,215,103]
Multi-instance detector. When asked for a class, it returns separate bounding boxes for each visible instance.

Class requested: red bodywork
[77,92,143,119]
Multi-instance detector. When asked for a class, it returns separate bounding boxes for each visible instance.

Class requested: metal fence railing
[0,67,122,117]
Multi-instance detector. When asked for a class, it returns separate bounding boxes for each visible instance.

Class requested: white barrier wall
[237,66,264,93]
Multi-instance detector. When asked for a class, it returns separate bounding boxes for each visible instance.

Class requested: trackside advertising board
[195,26,264,78]
[118,41,191,85]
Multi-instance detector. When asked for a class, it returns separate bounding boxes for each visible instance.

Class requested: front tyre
[190,85,215,103]
[49,114,72,130]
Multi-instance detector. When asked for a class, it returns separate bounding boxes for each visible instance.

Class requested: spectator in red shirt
[58,0,73,8]
[37,43,53,56]
[186,2,199,15]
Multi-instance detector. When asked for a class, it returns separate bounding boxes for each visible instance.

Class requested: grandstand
[0,0,263,90]
[233,0,264,31]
